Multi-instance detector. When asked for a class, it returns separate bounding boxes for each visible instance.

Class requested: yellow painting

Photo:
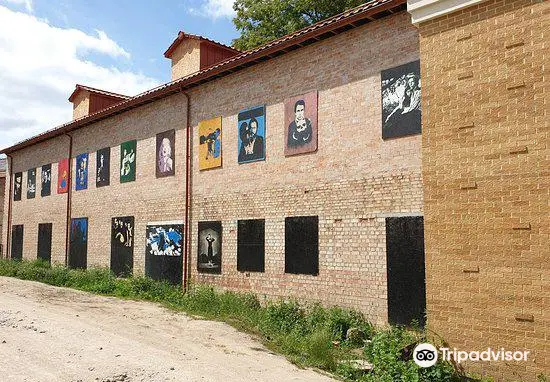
[198,117,222,170]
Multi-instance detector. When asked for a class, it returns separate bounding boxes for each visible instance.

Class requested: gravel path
[0,277,335,382]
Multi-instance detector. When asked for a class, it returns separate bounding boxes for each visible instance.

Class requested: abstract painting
[13,172,22,201]
[197,221,222,274]
[284,91,318,156]
[41,164,51,197]
[57,159,69,194]
[69,217,87,269]
[111,216,134,277]
[238,105,266,164]
[75,153,88,191]
[27,168,36,199]
[145,223,184,285]
[198,117,222,170]
[120,140,136,183]
[381,60,421,139]
[96,147,110,188]
[156,130,175,178]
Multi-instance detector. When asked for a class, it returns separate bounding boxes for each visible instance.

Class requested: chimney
[164,31,240,81]
[68,85,130,120]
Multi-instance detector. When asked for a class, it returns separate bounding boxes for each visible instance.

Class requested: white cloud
[1,0,32,13]
[0,6,161,150]
[196,0,236,19]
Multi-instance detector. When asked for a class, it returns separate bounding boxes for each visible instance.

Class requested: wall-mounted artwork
[75,153,88,191]
[238,105,266,163]
[120,140,136,183]
[156,130,175,178]
[69,217,87,269]
[96,147,110,187]
[57,159,69,194]
[145,223,184,285]
[41,164,51,197]
[381,60,421,139]
[199,117,222,170]
[111,216,134,277]
[197,221,222,274]
[284,91,318,156]
[27,168,36,199]
[13,172,22,201]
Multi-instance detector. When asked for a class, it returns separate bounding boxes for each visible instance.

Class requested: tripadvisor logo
[413,343,530,368]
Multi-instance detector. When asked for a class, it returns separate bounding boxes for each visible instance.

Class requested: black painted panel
[145,224,184,285]
[285,216,319,275]
[41,164,51,197]
[96,147,110,188]
[13,172,22,201]
[111,216,134,277]
[237,219,265,272]
[11,225,23,260]
[386,216,426,327]
[197,221,222,274]
[69,218,88,269]
[37,223,52,263]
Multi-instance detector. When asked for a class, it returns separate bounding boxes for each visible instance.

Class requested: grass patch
[0,259,494,381]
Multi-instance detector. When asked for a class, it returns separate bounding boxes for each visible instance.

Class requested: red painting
[57,158,69,194]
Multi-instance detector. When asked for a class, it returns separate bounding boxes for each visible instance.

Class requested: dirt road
[0,277,335,382]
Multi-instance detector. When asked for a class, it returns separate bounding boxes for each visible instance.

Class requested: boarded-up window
[11,225,23,260]
[111,216,134,277]
[386,216,426,327]
[285,216,319,276]
[37,223,52,263]
[237,219,265,272]
[69,218,88,270]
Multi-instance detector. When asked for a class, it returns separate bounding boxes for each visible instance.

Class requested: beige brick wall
[188,11,422,323]
[419,0,549,380]
[72,91,90,120]
[2,135,70,264]
[170,39,201,81]
[3,12,421,325]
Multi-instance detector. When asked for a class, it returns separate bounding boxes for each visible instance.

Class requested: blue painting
[75,153,88,191]
[238,105,265,163]
[145,223,184,285]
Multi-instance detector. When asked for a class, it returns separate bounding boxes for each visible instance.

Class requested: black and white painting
[27,168,36,199]
[156,130,175,177]
[197,221,222,274]
[96,147,110,187]
[111,216,134,277]
[381,60,421,139]
[13,172,22,201]
[41,164,51,197]
[145,223,184,285]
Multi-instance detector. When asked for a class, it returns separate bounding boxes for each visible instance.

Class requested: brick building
[1,0,548,380]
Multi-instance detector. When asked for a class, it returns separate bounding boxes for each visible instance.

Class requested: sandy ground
[0,277,335,382]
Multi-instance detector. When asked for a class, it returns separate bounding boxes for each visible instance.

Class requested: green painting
[120,140,136,183]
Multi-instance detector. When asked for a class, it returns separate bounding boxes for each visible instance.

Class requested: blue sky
[0,0,239,150]
[30,0,239,83]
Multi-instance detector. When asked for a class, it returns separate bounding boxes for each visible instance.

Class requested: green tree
[232,0,367,51]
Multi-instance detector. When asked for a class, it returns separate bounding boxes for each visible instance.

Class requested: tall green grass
[0,259,491,381]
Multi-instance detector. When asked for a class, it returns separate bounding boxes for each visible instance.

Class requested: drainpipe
[5,154,13,259]
[64,133,73,266]
[181,89,191,292]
